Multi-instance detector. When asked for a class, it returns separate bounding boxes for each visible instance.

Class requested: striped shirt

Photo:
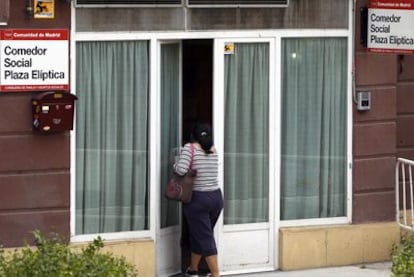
[173,143,219,192]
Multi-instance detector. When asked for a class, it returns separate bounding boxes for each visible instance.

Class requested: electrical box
[32,91,77,133]
[357,91,371,111]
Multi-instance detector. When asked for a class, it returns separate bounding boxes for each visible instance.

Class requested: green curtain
[160,43,180,228]
[75,41,150,234]
[280,38,348,220]
[224,43,269,224]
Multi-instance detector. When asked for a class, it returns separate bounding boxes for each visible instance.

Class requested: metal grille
[76,0,181,5]
[75,0,288,5]
[188,0,288,5]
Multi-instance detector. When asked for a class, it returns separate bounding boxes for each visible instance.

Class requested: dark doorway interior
[182,39,213,144]
[180,39,213,275]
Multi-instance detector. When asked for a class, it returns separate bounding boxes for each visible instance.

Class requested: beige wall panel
[326,227,364,265]
[279,228,326,270]
[279,223,400,270]
[72,240,155,276]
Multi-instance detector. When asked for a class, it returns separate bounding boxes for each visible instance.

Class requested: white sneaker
[185,267,199,277]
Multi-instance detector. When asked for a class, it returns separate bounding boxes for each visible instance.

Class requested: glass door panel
[157,41,182,277]
[224,43,270,225]
[160,43,180,228]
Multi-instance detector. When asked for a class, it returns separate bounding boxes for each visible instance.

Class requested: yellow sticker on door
[224,43,234,55]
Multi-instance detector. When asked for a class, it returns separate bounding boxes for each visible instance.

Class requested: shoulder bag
[165,143,196,203]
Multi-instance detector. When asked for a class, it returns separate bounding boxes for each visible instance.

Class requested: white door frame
[213,37,280,275]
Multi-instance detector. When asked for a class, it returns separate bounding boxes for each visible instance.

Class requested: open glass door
[157,41,182,277]
[214,38,277,274]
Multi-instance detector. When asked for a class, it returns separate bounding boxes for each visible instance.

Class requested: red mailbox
[32,91,77,133]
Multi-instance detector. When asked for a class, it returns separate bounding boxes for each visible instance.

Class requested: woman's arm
[173,143,192,176]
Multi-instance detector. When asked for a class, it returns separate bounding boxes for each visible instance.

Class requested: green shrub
[391,232,414,277]
[0,230,138,277]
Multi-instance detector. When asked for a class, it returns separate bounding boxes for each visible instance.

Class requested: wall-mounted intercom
[357,91,371,111]
[32,91,77,133]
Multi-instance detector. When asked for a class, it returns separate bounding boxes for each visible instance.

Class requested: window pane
[280,37,348,220]
[224,43,269,224]
[75,41,150,234]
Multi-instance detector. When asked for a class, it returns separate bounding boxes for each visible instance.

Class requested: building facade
[1,0,412,276]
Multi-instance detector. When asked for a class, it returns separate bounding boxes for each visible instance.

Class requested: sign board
[34,0,55,19]
[368,0,414,53]
[0,29,69,92]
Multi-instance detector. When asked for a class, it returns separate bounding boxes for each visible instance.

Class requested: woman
[174,122,223,277]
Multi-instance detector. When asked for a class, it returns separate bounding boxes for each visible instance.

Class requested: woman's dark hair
[192,122,213,154]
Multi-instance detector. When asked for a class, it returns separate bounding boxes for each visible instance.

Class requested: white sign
[368,0,414,53]
[0,29,69,92]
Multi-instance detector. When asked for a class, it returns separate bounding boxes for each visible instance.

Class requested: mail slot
[32,91,77,133]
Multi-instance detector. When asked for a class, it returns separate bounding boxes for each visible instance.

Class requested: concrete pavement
[235,262,392,277]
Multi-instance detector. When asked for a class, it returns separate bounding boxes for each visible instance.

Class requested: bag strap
[189,143,195,170]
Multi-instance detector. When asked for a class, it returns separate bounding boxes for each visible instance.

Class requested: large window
[280,37,348,220]
[75,40,150,234]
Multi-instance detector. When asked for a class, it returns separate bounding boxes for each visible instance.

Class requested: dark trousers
[182,189,223,256]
